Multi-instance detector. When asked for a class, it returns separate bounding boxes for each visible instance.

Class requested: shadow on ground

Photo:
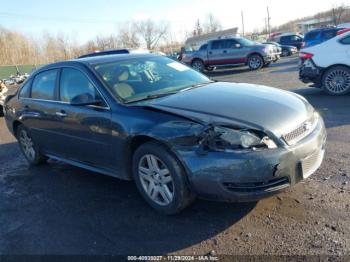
[0,142,256,255]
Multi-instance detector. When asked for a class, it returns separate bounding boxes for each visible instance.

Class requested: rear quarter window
[18,79,32,98]
[305,31,319,41]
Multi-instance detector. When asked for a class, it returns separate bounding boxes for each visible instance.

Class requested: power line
[0,12,118,24]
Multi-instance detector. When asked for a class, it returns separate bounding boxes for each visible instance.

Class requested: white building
[297,17,334,33]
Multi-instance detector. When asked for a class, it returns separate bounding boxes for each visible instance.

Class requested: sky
[0,0,348,43]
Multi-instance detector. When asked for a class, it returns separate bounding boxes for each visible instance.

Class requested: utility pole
[267,6,271,38]
[241,11,245,37]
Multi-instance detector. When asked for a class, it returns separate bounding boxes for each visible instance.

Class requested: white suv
[299,31,350,95]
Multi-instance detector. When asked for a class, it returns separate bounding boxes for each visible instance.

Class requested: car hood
[140,82,314,137]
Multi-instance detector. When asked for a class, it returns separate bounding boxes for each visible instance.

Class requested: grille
[301,149,325,179]
[283,115,318,145]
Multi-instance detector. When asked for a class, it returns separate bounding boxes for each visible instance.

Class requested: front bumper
[178,117,327,202]
[299,59,322,86]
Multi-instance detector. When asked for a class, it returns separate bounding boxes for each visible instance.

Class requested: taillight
[299,52,313,60]
[337,28,350,35]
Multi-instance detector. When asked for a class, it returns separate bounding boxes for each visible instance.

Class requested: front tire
[248,54,264,70]
[322,66,350,95]
[132,141,195,215]
[17,125,47,165]
[282,49,289,57]
[191,59,205,72]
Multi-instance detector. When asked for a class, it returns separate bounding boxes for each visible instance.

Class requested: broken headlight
[200,126,277,151]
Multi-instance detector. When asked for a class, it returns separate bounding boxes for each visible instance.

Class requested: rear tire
[248,54,264,70]
[17,125,47,165]
[322,66,350,96]
[132,141,195,215]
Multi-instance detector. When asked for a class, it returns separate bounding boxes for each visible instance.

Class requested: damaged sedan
[3,53,326,214]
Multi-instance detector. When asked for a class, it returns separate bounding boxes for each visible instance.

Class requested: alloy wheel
[249,56,262,70]
[138,154,174,206]
[19,129,36,162]
[325,69,350,94]
[192,60,204,72]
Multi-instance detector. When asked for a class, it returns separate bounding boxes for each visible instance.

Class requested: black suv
[279,34,304,50]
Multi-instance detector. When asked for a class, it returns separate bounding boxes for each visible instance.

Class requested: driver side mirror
[234,43,241,49]
[70,93,104,106]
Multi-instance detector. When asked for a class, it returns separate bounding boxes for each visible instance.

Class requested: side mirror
[70,93,103,106]
[234,43,241,49]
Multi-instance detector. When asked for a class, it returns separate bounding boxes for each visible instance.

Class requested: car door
[21,69,62,154]
[54,67,113,169]
[224,39,247,64]
[208,40,226,65]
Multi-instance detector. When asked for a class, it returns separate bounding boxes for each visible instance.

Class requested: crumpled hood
[143,82,314,137]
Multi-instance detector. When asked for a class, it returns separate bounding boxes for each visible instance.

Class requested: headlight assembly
[200,126,277,151]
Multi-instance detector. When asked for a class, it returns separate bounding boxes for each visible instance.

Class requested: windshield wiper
[179,81,215,93]
[125,91,179,104]
[125,81,214,104]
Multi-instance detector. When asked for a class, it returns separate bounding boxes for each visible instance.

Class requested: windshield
[237,38,256,46]
[94,56,211,103]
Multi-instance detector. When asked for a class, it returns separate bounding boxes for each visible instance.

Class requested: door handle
[55,111,67,117]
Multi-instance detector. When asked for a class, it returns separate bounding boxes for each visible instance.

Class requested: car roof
[37,53,158,72]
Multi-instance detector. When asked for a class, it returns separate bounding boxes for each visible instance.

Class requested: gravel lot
[0,56,349,256]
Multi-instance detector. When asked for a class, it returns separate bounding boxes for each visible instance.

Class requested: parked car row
[2,73,30,86]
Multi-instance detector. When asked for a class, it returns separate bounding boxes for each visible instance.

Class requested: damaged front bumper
[176,117,327,202]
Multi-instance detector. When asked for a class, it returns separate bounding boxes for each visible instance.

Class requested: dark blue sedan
[4,53,326,214]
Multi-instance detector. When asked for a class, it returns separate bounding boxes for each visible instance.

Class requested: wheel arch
[12,120,23,137]
[321,64,350,82]
[125,135,188,180]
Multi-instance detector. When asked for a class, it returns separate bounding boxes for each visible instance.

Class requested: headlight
[202,126,277,151]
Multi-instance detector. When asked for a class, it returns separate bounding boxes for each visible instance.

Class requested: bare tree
[192,19,203,36]
[118,23,140,49]
[332,4,347,25]
[135,19,168,50]
[203,13,222,34]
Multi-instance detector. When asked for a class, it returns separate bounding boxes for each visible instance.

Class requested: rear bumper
[178,117,327,202]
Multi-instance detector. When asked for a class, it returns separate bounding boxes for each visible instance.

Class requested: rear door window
[211,40,224,49]
[31,70,58,100]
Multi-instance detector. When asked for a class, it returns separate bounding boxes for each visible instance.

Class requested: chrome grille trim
[282,114,318,145]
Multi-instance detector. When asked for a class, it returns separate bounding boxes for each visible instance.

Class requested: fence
[0,64,44,79]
